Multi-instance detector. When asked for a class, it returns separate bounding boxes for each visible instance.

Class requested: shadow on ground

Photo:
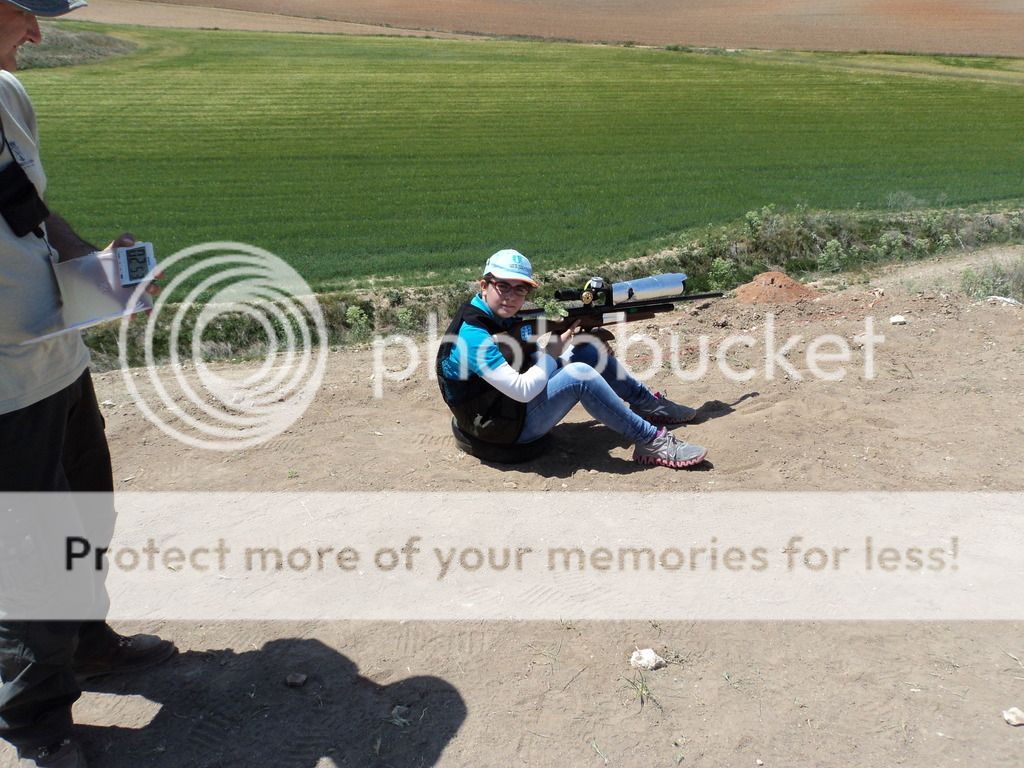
[689,392,759,425]
[78,638,465,767]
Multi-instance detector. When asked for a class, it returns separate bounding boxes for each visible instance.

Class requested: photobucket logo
[118,242,328,451]
[372,314,885,397]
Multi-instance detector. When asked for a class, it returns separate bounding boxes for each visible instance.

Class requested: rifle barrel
[513,291,722,330]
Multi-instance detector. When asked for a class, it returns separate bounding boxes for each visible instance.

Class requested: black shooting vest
[436,302,535,444]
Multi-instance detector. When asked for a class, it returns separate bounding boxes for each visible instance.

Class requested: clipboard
[21,248,153,345]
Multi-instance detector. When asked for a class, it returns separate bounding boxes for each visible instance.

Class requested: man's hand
[102,233,162,297]
[104,232,136,253]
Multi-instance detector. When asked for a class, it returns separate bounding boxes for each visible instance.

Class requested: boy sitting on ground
[437,249,708,468]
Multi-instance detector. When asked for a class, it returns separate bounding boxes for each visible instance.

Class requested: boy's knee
[562,362,597,384]
[570,342,601,367]
[561,363,609,395]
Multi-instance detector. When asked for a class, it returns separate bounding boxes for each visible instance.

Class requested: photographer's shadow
[77,638,466,768]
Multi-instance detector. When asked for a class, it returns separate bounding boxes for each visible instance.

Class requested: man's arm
[44,212,134,263]
[44,212,97,262]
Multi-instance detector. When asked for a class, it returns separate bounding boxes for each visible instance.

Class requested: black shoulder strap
[0,110,49,239]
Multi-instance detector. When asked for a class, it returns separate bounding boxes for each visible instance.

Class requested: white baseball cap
[2,0,86,16]
[483,249,538,287]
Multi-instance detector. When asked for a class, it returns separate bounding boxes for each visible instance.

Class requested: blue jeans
[516,342,660,445]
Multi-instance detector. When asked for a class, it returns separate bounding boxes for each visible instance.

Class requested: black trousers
[0,369,114,752]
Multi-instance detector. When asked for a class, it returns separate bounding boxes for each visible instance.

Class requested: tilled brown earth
[84,0,1024,56]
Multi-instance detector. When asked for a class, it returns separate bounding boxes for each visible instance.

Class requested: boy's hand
[544,320,582,357]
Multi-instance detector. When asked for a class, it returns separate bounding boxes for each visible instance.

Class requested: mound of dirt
[734,271,821,304]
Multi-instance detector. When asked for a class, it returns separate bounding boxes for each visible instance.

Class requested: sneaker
[633,427,708,468]
[18,739,85,768]
[73,629,176,682]
[632,391,697,426]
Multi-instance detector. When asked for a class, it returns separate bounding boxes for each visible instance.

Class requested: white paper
[21,249,153,344]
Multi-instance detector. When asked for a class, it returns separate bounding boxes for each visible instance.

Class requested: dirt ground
[78,0,1024,56]
[94,246,1024,495]
[2,249,1021,767]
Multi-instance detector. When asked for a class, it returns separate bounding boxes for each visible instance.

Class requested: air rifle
[512,273,722,339]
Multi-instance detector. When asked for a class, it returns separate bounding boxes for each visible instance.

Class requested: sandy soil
[93,246,1024,496]
[78,0,1024,56]
[2,249,1022,767]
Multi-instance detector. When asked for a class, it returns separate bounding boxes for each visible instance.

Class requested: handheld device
[116,242,157,287]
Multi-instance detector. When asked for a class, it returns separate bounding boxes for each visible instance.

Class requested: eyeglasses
[488,280,533,297]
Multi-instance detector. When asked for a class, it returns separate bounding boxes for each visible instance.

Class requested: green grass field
[20,24,1024,289]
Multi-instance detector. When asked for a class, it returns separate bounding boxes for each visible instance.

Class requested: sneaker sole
[633,448,708,468]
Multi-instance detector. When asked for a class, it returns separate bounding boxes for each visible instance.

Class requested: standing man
[1,2,175,766]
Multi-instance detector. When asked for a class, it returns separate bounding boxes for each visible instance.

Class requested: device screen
[125,246,150,281]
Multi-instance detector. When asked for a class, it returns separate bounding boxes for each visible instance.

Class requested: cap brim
[486,267,538,287]
[6,0,87,17]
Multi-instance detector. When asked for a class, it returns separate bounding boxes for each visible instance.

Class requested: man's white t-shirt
[0,70,89,414]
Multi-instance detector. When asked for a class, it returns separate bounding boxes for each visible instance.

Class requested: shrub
[1011,213,1024,237]
[961,258,1024,302]
[392,305,434,333]
[869,231,909,261]
[345,305,372,341]
[817,239,845,273]
[911,238,931,259]
[707,257,739,291]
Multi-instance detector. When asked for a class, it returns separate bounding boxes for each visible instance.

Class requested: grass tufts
[18,22,135,70]
[961,257,1024,303]
[622,670,661,711]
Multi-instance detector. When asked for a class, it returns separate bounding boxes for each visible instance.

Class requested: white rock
[889,315,907,325]
[629,648,667,671]
[1003,706,1024,726]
